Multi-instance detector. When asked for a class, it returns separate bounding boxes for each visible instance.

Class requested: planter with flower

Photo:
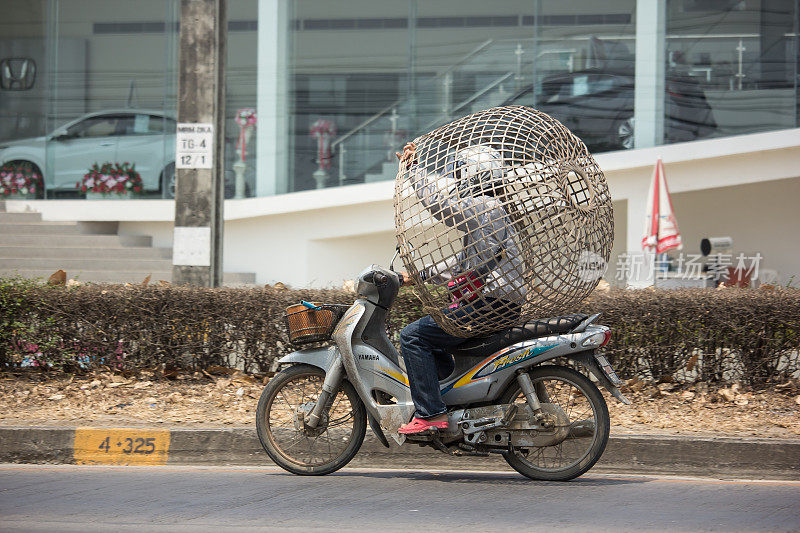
[78,162,143,199]
[0,162,43,199]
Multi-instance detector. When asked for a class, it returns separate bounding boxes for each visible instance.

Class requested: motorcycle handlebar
[364,270,389,286]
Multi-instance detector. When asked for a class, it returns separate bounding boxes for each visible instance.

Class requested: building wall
[12,128,800,288]
[671,177,800,285]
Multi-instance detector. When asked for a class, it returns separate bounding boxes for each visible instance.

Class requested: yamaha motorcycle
[256,263,629,481]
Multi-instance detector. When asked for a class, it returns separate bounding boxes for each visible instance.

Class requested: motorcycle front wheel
[501,365,610,481]
[256,364,367,475]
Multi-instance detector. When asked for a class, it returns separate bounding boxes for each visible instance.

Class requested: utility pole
[172,0,226,287]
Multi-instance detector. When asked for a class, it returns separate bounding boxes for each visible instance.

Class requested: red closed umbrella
[642,158,682,254]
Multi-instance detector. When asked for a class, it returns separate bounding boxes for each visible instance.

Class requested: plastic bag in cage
[394,105,614,337]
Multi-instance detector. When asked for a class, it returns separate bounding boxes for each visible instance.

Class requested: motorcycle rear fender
[567,352,631,404]
[503,349,630,405]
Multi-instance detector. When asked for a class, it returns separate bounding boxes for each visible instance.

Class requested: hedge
[1,277,798,386]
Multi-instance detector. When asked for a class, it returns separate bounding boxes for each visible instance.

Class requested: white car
[0,109,176,198]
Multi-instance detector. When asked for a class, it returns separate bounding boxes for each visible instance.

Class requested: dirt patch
[607,379,800,438]
[1,371,799,438]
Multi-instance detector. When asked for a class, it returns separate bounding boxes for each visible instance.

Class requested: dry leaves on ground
[1,371,799,438]
[608,379,800,438]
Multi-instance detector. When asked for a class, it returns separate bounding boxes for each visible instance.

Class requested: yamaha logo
[0,58,36,91]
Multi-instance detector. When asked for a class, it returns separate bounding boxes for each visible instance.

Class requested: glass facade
[0,0,180,199]
[0,0,797,200]
[666,1,799,140]
[288,0,639,192]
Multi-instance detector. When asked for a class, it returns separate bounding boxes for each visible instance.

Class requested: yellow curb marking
[74,427,170,465]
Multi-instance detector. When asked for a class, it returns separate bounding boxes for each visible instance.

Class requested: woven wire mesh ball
[394,105,614,337]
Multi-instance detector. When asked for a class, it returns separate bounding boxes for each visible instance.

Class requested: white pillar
[256,0,291,196]
[634,0,666,149]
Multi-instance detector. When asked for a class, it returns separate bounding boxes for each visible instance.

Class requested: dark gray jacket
[409,166,527,303]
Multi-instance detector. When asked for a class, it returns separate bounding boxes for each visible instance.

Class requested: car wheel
[160,162,175,199]
[614,116,635,150]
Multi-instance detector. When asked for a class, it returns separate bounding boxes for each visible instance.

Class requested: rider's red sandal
[398,417,449,435]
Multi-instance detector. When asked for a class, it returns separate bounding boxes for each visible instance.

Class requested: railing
[329,38,544,186]
[330,39,496,185]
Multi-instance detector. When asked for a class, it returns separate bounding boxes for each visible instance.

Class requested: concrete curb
[1,426,798,479]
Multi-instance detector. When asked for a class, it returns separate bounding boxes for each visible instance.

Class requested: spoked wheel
[501,365,610,481]
[615,116,635,150]
[256,364,367,475]
[161,162,175,199]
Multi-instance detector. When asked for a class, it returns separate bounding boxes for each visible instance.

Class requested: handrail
[418,72,520,133]
[451,71,515,115]
[331,38,495,150]
[436,38,496,79]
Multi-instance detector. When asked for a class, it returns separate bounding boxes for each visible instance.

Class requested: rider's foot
[398,416,449,434]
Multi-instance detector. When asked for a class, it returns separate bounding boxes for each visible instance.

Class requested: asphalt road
[1,465,798,532]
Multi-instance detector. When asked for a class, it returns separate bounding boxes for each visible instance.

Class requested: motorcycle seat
[448,314,588,359]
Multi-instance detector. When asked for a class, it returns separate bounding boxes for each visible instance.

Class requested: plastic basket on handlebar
[284,303,350,345]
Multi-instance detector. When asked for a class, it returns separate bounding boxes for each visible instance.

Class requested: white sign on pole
[176,123,214,169]
[172,226,211,266]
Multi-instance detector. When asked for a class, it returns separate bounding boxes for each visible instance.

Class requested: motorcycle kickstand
[426,431,489,457]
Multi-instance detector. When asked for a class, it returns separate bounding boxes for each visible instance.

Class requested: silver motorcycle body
[278,265,628,447]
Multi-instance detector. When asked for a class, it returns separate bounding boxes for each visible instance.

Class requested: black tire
[160,162,175,199]
[255,364,367,476]
[501,365,610,481]
[6,160,45,199]
[614,116,635,150]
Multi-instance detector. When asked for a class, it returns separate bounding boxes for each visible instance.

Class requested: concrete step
[0,233,151,247]
[0,222,82,235]
[1,268,256,286]
[0,212,42,223]
[0,246,172,260]
[0,257,172,271]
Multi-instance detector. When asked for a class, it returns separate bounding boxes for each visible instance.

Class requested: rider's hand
[399,271,411,286]
[395,142,417,171]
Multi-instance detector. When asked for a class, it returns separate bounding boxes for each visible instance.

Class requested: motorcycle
[256,262,629,481]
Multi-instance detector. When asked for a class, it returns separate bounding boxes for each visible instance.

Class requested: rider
[395,141,526,435]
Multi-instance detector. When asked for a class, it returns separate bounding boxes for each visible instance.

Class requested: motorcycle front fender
[277,345,341,374]
[277,343,393,449]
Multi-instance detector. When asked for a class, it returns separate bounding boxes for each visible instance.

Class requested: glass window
[114,114,175,135]
[33,0,177,198]
[0,0,47,144]
[66,115,119,138]
[287,0,640,193]
[224,0,258,198]
[665,0,799,143]
[289,1,409,193]
[3,1,796,200]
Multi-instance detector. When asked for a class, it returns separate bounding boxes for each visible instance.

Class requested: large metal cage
[394,105,614,337]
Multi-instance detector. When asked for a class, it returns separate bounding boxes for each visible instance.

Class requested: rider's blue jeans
[399,299,519,419]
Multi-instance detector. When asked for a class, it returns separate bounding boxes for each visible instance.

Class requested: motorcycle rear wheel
[256,364,367,475]
[501,365,610,481]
